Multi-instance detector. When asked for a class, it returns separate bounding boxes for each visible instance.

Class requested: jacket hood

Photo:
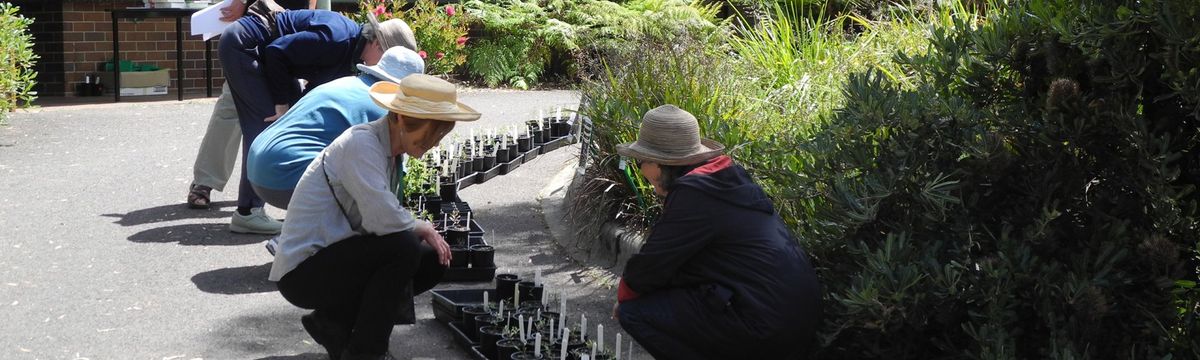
[673,155,775,214]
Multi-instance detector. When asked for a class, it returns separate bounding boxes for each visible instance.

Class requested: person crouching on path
[612,105,823,360]
[268,74,480,360]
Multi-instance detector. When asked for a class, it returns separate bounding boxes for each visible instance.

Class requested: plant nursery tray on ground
[442,265,498,283]
[523,148,540,162]
[499,156,523,175]
[456,172,478,191]
[431,288,496,323]
[539,136,570,154]
[446,321,489,360]
[475,164,502,184]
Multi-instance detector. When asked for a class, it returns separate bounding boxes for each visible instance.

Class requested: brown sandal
[187,184,212,209]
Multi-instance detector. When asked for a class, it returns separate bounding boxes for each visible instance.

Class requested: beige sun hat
[368,74,481,122]
[366,16,417,53]
[616,104,725,166]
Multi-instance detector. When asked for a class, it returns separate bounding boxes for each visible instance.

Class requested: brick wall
[17,0,225,97]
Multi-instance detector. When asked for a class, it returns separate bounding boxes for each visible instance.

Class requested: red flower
[456,36,468,46]
[445,5,456,16]
[436,52,445,59]
[418,50,428,59]
[371,4,385,16]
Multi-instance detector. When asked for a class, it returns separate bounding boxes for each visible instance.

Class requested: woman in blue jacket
[614,105,823,360]
[218,9,414,234]
[247,45,424,209]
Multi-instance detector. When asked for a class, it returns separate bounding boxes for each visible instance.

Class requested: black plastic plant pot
[495,147,510,163]
[538,311,560,327]
[565,336,587,352]
[497,339,526,360]
[477,314,505,329]
[450,246,470,268]
[553,121,571,138]
[446,227,470,247]
[507,143,519,158]
[511,352,545,360]
[470,244,495,269]
[472,157,485,172]
[539,128,551,144]
[517,281,544,305]
[422,195,442,215]
[462,305,490,341]
[517,136,532,152]
[496,274,520,303]
[480,326,507,360]
[458,161,471,178]
[439,182,458,203]
[483,155,497,170]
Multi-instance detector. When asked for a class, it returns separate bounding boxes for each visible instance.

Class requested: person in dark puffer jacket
[613,104,823,360]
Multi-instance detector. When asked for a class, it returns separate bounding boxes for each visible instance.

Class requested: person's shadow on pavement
[102,201,236,226]
[192,262,276,295]
[127,223,269,246]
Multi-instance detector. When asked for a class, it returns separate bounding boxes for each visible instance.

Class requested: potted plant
[496,274,520,303]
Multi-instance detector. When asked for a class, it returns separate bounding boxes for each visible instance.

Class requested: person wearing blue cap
[248,46,425,210]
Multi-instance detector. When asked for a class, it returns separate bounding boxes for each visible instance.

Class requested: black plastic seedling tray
[539,136,569,154]
[499,156,523,175]
[476,164,503,184]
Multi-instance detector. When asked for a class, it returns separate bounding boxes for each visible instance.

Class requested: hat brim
[368,81,481,122]
[357,63,403,84]
[616,138,725,166]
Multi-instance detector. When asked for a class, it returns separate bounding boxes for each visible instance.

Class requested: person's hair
[654,162,699,193]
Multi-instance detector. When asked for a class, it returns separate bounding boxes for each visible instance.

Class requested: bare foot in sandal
[188,184,213,209]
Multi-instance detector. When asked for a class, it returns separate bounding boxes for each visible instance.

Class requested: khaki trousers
[191,83,240,191]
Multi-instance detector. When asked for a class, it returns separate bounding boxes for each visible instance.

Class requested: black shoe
[302,312,349,360]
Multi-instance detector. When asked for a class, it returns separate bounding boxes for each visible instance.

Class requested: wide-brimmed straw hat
[616,104,725,166]
[368,74,481,122]
[356,46,424,84]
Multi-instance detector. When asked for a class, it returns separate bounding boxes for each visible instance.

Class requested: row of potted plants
[455,272,631,360]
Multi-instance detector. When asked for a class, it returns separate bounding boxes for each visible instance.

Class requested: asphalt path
[0,89,634,360]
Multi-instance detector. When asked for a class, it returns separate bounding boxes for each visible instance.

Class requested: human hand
[219,0,247,22]
[416,221,451,266]
[265,104,289,122]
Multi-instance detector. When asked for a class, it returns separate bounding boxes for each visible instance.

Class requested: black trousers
[277,231,444,355]
[618,287,813,360]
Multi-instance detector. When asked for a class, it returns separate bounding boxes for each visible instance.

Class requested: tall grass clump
[573,35,756,228]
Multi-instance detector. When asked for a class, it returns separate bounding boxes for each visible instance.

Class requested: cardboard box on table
[100,69,171,97]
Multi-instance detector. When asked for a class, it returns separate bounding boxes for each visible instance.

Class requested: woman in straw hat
[216,7,417,235]
[612,105,822,359]
[268,74,479,360]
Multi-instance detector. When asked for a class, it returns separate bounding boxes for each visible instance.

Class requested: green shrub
[349,0,471,75]
[803,0,1200,357]
[0,2,37,124]
[577,0,1200,357]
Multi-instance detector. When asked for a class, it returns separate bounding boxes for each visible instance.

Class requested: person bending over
[247,45,424,209]
[269,74,479,360]
[218,8,415,234]
[613,105,823,360]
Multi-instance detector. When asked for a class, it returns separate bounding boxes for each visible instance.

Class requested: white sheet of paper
[190,0,233,41]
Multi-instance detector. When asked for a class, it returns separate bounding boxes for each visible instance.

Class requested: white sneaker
[264,236,279,256]
[230,208,283,235]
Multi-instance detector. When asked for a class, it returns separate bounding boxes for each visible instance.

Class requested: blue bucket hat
[357,46,425,84]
